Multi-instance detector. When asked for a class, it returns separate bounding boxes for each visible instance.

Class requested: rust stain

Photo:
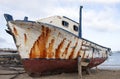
[62,41,71,57]
[24,33,27,44]
[46,39,55,58]
[29,46,36,58]
[13,27,18,35]
[30,26,51,58]
[58,32,61,36]
[34,40,41,57]
[69,41,78,59]
[55,38,66,58]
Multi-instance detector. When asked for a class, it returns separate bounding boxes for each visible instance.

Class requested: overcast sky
[0,0,120,51]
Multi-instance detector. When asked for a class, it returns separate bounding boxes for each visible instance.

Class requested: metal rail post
[78,56,82,79]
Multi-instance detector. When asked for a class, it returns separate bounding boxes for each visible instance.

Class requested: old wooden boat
[4,7,111,76]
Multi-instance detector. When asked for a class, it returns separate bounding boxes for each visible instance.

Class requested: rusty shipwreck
[4,7,111,76]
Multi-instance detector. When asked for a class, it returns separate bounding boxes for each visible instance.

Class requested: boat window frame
[62,20,69,27]
[73,25,78,32]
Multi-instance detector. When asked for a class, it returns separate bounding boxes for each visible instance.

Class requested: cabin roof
[63,16,79,25]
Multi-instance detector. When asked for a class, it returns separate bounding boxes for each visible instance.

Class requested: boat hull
[22,58,77,76]
[88,57,107,68]
[22,57,106,76]
[6,20,110,76]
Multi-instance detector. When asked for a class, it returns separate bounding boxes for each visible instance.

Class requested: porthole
[62,21,69,27]
[73,25,78,31]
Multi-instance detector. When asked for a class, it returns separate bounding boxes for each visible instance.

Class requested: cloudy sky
[0,0,120,51]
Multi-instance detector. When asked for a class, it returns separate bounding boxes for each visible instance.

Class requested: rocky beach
[0,66,120,79]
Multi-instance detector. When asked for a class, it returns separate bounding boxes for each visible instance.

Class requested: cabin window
[62,20,69,27]
[73,25,78,31]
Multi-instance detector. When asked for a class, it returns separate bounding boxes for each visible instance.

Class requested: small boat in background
[4,6,111,76]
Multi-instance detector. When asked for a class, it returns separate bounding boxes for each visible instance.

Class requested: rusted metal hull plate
[88,57,107,68]
[22,57,106,76]
[22,58,77,76]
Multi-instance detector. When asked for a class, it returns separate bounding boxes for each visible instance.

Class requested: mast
[79,6,83,38]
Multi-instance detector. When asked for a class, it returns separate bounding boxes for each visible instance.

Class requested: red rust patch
[62,41,71,57]
[30,26,51,58]
[47,39,55,58]
[22,58,77,76]
[24,33,27,44]
[13,27,18,35]
[55,38,66,58]
[88,58,107,68]
[69,41,78,59]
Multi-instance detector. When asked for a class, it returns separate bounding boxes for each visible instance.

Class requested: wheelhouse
[36,16,80,36]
